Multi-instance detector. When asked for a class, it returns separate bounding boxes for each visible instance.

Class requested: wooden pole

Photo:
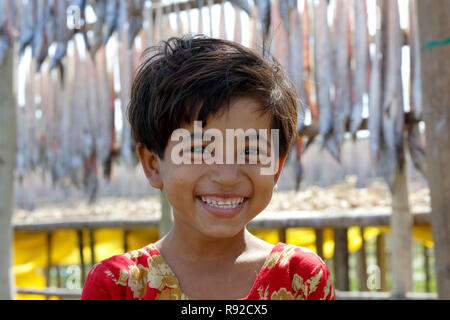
[376,233,387,291]
[390,164,413,297]
[417,0,450,300]
[315,228,324,259]
[334,228,349,291]
[356,227,368,291]
[0,46,16,300]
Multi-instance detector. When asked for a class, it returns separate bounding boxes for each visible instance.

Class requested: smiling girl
[81,35,335,300]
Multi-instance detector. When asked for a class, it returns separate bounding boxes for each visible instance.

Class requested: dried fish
[350,0,369,135]
[45,0,57,45]
[407,0,426,177]
[332,0,352,148]
[0,0,13,64]
[128,0,144,48]
[33,0,49,71]
[18,0,35,56]
[207,0,214,36]
[197,0,204,35]
[314,0,337,159]
[86,0,107,57]
[379,0,404,190]
[287,0,306,132]
[219,0,227,40]
[174,1,182,35]
[368,0,382,168]
[104,0,119,43]
[229,0,252,17]
[272,0,289,69]
[233,3,241,43]
[142,0,153,48]
[255,0,271,51]
[153,2,162,43]
[50,0,71,76]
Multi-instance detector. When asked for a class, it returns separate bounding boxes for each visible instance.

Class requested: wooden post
[0,46,16,300]
[334,228,349,291]
[123,229,129,253]
[278,227,286,244]
[89,229,95,266]
[376,233,387,291]
[356,227,368,291]
[315,228,324,259]
[391,164,413,297]
[424,245,430,293]
[77,230,86,287]
[417,0,450,300]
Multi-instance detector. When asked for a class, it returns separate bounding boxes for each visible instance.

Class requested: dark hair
[127,35,299,159]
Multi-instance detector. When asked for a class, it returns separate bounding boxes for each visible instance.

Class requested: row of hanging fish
[3,0,427,203]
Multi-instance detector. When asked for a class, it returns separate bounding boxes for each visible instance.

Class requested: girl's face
[138,96,286,240]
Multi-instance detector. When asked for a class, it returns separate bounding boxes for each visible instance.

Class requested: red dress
[81,242,336,300]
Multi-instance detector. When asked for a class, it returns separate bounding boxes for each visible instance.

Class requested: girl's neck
[158,225,253,264]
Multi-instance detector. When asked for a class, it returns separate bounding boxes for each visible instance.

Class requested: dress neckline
[147,242,284,300]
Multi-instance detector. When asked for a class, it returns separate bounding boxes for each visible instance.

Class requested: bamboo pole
[0,46,16,300]
[417,0,450,300]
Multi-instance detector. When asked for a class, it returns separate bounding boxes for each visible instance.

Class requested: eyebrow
[188,131,271,146]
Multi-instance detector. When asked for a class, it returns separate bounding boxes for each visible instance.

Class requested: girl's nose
[209,164,243,189]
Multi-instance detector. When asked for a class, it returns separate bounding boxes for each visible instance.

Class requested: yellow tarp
[14,225,433,299]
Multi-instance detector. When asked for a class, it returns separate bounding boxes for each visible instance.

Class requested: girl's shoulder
[255,242,335,300]
[81,243,169,300]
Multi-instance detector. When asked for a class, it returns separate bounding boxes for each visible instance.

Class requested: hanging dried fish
[350,0,369,136]
[287,0,306,131]
[379,0,404,190]
[153,2,162,43]
[197,0,204,34]
[255,0,271,52]
[407,0,427,177]
[50,0,71,78]
[332,0,352,150]
[233,3,241,43]
[314,0,337,159]
[104,0,119,43]
[128,0,144,48]
[219,0,227,39]
[174,1,183,35]
[85,0,107,57]
[33,0,49,71]
[142,0,153,48]
[207,0,214,36]
[18,0,35,56]
[272,0,289,69]
[0,0,13,64]
[45,0,57,45]
[229,0,252,17]
[368,0,382,168]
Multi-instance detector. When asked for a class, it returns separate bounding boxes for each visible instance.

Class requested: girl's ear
[137,143,163,189]
[274,152,288,186]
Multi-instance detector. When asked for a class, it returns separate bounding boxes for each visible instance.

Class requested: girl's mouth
[196,195,248,218]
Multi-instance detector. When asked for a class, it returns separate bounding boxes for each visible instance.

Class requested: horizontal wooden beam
[16,287,82,299]
[13,208,431,232]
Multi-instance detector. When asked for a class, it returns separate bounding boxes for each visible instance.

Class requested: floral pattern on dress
[81,242,336,300]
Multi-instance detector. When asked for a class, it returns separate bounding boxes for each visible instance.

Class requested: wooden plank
[89,229,95,266]
[12,209,431,232]
[417,0,450,300]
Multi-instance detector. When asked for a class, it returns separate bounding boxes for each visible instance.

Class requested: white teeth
[200,196,245,209]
